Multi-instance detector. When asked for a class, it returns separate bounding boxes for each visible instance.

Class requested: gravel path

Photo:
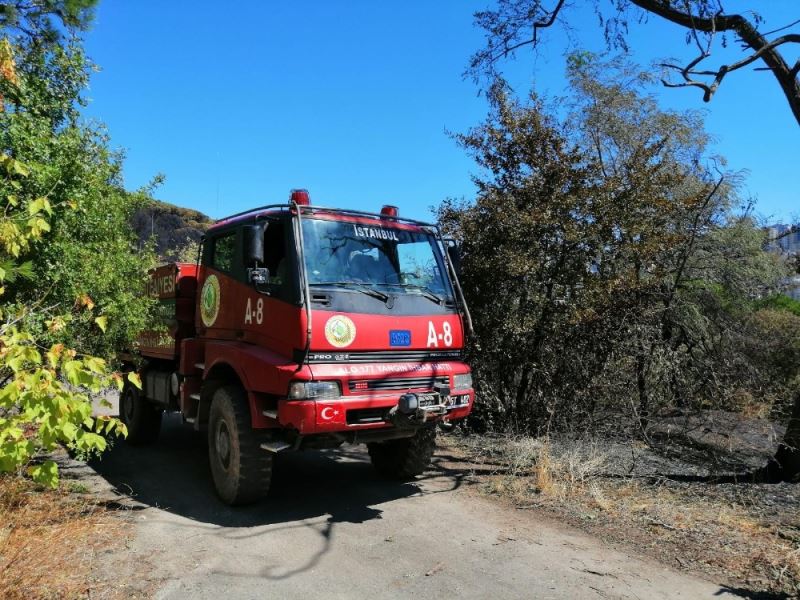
[81,412,746,599]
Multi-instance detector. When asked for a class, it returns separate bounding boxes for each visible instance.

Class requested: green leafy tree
[0,127,131,487]
[0,1,155,359]
[0,0,152,486]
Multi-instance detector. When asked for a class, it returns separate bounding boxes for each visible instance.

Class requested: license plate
[417,393,439,407]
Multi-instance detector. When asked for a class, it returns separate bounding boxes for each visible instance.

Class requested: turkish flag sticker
[316,402,346,426]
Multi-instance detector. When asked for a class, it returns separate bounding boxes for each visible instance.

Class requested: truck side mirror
[447,243,462,278]
[243,224,265,265]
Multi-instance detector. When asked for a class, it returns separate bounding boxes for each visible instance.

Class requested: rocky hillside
[132,200,213,262]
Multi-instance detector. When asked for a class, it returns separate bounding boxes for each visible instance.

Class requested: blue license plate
[389,330,411,347]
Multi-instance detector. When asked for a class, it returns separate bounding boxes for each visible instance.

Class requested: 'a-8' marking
[244,297,263,325]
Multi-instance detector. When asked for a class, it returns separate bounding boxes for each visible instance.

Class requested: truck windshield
[301,218,452,299]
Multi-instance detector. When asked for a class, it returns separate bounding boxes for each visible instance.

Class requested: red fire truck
[121,190,474,505]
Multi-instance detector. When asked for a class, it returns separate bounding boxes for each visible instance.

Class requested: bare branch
[473,0,800,126]
[758,17,800,38]
[532,0,566,44]
[631,0,800,125]
[471,0,569,75]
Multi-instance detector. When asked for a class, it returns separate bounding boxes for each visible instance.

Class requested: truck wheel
[119,380,162,445]
[207,385,272,505]
[367,426,436,479]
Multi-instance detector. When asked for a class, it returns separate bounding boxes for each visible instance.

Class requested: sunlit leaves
[127,371,142,390]
[0,2,142,489]
[0,38,17,86]
[0,153,128,488]
[0,323,128,486]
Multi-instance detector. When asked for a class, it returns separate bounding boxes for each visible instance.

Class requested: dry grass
[465,435,612,502]
[0,474,126,599]
[601,480,800,593]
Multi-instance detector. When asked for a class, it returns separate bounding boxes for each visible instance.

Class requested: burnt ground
[442,410,800,598]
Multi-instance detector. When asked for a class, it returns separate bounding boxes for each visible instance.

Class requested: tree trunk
[636,353,649,433]
[770,391,800,482]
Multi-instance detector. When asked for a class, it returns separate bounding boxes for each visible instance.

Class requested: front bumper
[275,389,475,435]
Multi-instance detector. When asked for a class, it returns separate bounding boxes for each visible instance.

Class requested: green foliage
[0,2,156,359]
[755,294,800,317]
[0,147,130,487]
[0,1,97,36]
[0,321,129,487]
[0,0,152,486]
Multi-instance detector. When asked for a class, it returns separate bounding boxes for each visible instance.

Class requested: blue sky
[83,1,798,223]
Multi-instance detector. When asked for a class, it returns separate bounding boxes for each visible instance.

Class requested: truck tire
[367,426,436,479]
[207,385,272,505]
[119,380,162,445]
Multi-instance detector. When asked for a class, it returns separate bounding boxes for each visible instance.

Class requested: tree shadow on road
[88,414,470,531]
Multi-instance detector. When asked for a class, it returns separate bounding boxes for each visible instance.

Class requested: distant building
[767,224,800,254]
[767,224,800,300]
[787,275,800,301]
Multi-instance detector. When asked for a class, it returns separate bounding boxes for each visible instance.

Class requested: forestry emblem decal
[324,315,356,348]
[200,274,221,327]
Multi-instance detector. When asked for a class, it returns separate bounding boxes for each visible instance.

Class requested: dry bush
[475,436,612,502]
[0,475,125,599]
[533,440,612,500]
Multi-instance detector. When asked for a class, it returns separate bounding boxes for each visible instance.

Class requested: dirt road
[85,413,744,599]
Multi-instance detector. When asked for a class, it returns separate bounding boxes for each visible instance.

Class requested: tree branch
[478,0,568,68]
[631,0,800,125]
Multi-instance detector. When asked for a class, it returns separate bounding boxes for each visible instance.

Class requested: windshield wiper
[386,283,445,305]
[309,281,390,303]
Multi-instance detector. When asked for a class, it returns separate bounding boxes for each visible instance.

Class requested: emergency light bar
[290,189,310,205]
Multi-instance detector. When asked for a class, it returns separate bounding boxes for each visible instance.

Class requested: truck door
[197,228,244,338]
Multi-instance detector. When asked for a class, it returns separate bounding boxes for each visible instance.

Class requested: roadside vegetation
[437,26,800,597]
[440,419,800,596]
[0,3,152,596]
[440,53,800,477]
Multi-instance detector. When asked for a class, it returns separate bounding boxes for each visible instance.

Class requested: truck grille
[303,349,463,363]
[348,376,449,393]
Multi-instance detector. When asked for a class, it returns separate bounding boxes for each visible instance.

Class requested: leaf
[46,316,66,333]
[82,432,106,453]
[77,294,95,310]
[111,372,123,391]
[127,372,142,389]
[61,421,78,441]
[94,315,107,332]
[28,460,58,488]
[28,197,45,216]
[11,159,29,177]
[15,261,33,279]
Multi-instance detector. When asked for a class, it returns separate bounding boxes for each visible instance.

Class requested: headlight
[287,381,341,400]
[452,373,473,391]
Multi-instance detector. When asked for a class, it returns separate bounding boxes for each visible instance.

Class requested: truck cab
[121,190,474,505]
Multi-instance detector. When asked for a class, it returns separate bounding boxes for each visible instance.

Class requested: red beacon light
[290,189,310,206]
[380,205,399,218]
